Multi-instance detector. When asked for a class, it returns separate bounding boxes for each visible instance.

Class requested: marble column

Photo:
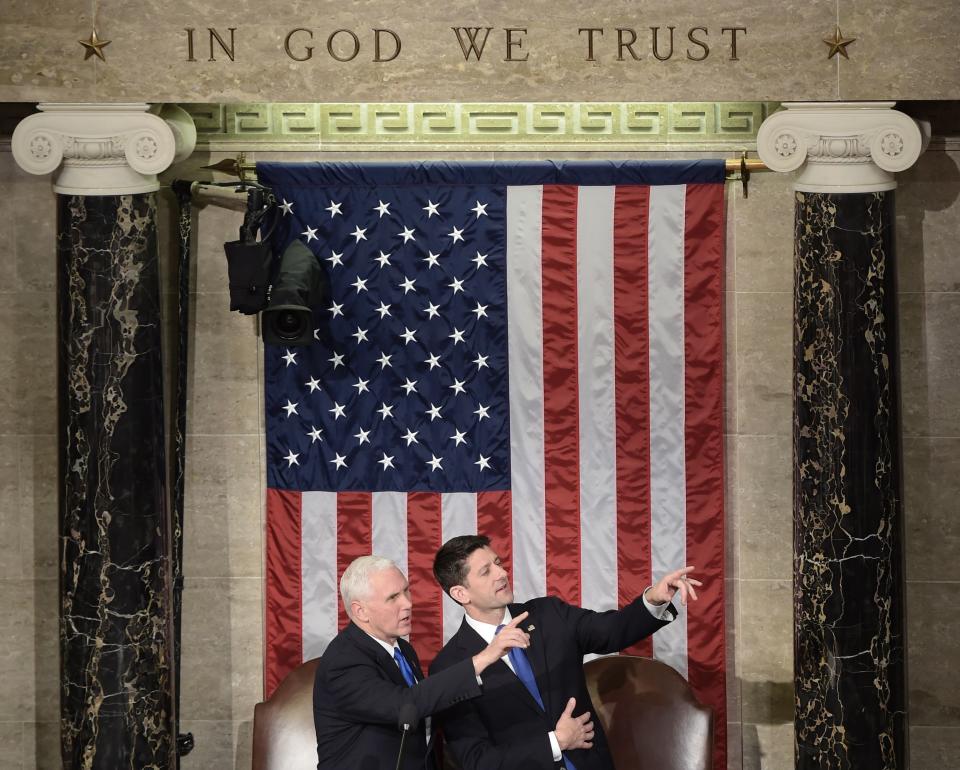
[757,103,926,769]
[11,104,195,769]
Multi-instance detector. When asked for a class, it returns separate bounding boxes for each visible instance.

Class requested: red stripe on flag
[264,488,303,697]
[540,184,582,604]
[682,183,727,770]
[478,490,513,582]
[612,186,654,658]
[408,492,443,670]
[336,493,372,631]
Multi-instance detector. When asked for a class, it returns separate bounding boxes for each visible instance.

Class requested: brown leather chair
[584,655,713,770]
[252,657,321,770]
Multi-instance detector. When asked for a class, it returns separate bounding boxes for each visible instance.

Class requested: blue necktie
[393,647,417,687]
[496,624,578,770]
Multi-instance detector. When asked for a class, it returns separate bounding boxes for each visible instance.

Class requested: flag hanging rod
[200,152,770,197]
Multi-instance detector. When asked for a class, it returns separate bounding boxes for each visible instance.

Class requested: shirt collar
[463,606,512,644]
[361,628,401,658]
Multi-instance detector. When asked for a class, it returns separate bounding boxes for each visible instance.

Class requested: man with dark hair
[430,535,700,770]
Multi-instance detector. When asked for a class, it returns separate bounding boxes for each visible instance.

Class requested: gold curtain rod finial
[823,26,856,60]
[79,29,111,61]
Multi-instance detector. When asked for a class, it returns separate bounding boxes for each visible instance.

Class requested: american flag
[257,161,727,769]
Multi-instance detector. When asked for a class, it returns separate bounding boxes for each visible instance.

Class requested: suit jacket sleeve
[324,651,482,729]
[551,593,677,655]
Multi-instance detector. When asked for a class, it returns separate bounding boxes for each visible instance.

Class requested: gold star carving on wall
[79,29,111,61]
[823,26,856,59]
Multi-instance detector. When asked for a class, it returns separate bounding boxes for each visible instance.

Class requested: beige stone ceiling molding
[181,101,781,151]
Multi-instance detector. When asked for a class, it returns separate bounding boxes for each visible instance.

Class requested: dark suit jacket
[429,596,676,770]
[313,622,482,770]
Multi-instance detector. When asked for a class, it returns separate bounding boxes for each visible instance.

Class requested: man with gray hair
[313,554,535,770]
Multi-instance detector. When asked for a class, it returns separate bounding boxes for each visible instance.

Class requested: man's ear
[351,599,367,622]
[449,585,469,606]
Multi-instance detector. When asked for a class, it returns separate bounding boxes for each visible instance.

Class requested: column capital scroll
[11,102,196,195]
[756,101,928,193]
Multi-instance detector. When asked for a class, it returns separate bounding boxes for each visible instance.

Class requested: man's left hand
[646,566,701,606]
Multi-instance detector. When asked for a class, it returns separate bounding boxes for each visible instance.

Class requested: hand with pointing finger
[645,566,702,607]
[472,611,531,675]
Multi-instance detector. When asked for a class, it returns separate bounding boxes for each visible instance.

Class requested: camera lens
[273,310,305,340]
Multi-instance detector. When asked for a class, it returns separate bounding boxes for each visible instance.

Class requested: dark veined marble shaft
[57,193,174,769]
[793,190,906,770]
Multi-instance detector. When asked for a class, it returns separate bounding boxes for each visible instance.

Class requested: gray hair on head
[340,555,399,617]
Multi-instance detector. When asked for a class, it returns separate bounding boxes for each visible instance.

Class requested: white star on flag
[325,200,343,217]
[473,353,489,369]
[284,449,300,467]
[472,252,488,269]
[354,426,371,445]
[307,426,323,443]
[449,378,466,395]
[423,251,440,269]
[330,453,348,469]
[279,199,294,215]
[399,277,417,294]
[329,351,345,368]
[402,429,419,446]
[301,225,318,242]
[424,302,441,319]
[426,403,442,421]
[351,225,368,242]
[375,302,392,318]
[401,327,417,345]
[306,376,322,393]
[352,276,369,293]
[424,352,441,370]
[352,327,368,344]
[401,378,418,395]
[378,452,395,470]
[375,251,392,268]
[377,402,394,419]
[471,201,488,218]
[423,200,440,217]
[353,377,369,393]
[329,301,344,318]
[475,454,491,471]
[472,302,488,318]
[282,350,298,367]
[427,454,444,471]
[448,277,465,294]
[327,251,344,268]
[374,200,391,217]
[329,402,346,419]
[377,352,393,369]
[451,428,468,446]
[474,403,490,420]
[282,400,299,417]
[398,226,416,243]
[448,226,464,243]
[449,328,466,345]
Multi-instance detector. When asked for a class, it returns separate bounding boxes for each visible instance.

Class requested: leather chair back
[252,658,321,770]
[584,655,713,770]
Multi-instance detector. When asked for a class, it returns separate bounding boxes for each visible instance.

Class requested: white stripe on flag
[301,491,338,660]
[441,493,478,643]
[576,186,619,614]
[372,492,408,577]
[506,185,547,603]
[647,185,689,677]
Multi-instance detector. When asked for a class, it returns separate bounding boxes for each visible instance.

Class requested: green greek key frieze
[179,102,779,148]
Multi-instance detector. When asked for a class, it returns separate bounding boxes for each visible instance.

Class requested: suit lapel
[345,622,407,688]
[455,614,545,717]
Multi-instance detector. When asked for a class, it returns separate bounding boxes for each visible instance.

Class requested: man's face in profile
[354,566,413,642]
[455,546,514,612]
